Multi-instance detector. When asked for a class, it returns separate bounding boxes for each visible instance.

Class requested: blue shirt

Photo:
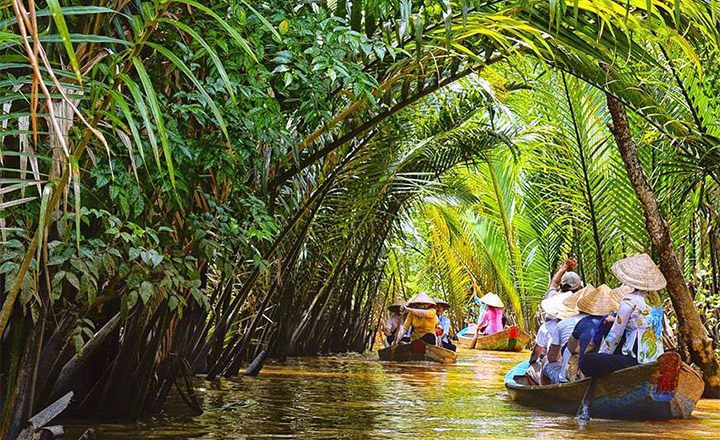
[437,315,451,343]
[571,315,611,361]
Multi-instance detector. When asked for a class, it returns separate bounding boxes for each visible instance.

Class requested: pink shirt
[478,305,504,335]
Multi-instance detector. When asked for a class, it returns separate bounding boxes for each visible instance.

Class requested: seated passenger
[563,284,628,381]
[477,293,504,336]
[541,284,595,384]
[530,258,584,364]
[526,290,579,384]
[580,254,666,377]
[433,297,456,351]
[567,284,632,381]
[395,292,438,345]
[383,300,405,347]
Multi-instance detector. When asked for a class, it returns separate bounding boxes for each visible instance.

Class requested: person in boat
[563,285,632,380]
[529,289,579,364]
[544,258,582,300]
[395,292,438,346]
[541,284,596,384]
[580,254,666,378]
[433,297,456,351]
[383,299,405,347]
[529,258,584,364]
[476,293,504,336]
[525,289,579,384]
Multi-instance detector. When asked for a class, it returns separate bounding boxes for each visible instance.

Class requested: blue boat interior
[504,360,530,387]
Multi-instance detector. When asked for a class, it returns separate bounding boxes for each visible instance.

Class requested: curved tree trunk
[605,90,720,397]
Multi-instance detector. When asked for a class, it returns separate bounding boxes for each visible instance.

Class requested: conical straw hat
[541,291,578,320]
[562,283,596,309]
[407,292,436,306]
[612,253,667,291]
[388,299,406,311]
[576,284,618,316]
[479,292,504,308]
[609,285,633,304]
[432,297,450,308]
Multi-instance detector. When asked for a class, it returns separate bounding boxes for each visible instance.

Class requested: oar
[575,378,596,429]
[470,329,479,349]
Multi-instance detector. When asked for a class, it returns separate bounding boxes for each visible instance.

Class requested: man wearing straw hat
[529,286,581,363]
[433,297,456,351]
[532,257,584,362]
[526,288,582,384]
[542,284,596,384]
[383,299,405,347]
[580,254,667,378]
[395,292,438,345]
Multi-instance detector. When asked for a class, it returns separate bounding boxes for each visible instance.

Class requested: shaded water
[64,350,720,439]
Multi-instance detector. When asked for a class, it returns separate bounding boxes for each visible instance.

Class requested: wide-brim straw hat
[541,291,578,320]
[407,292,437,306]
[479,292,504,308]
[432,297,450,308]
[560,271,583,291]
[388,299,406,312]
[576,284,618,316]
[612,253,667,291]
[562,284,596,309]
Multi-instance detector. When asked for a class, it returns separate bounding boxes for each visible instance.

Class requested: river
[64,349,720,439]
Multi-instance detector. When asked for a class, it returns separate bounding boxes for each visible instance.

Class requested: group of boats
[377,326,705,421]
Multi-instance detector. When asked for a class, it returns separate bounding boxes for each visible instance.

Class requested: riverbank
[62,349,720,439]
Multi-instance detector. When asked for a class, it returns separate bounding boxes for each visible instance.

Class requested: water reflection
[63,350,720,439]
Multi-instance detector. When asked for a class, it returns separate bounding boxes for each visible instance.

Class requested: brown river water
[64,349,720,439]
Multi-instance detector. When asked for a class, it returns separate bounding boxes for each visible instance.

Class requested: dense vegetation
[1,0,720,438]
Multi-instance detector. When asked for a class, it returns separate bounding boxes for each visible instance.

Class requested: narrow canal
[64,350,720,439]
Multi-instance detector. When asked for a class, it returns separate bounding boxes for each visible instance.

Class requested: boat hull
[378,340,457,364]
[504,352,704,420]
[458,326,530,352]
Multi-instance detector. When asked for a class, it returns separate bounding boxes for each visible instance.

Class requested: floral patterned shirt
[599,290,664,363]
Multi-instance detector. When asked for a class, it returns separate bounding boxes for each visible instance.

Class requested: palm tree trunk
[561,73,606,284]
[605,90,720,397]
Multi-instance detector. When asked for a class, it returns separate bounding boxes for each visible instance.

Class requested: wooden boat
[378,340,457,364]
[504,352,704,419]
[458,326,530,352]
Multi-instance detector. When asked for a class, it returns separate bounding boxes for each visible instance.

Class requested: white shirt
[548,314,586,383]
[550,313,587,349]
[536,319,558,349]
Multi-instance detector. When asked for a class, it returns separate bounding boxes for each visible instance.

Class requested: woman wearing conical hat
[383,299,405,347]
[580,254,667,378]
[563,284,630,381]
[476,293,505,336]
[394,292,438,346]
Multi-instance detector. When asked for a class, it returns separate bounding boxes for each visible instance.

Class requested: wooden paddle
[470,329,479,349]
